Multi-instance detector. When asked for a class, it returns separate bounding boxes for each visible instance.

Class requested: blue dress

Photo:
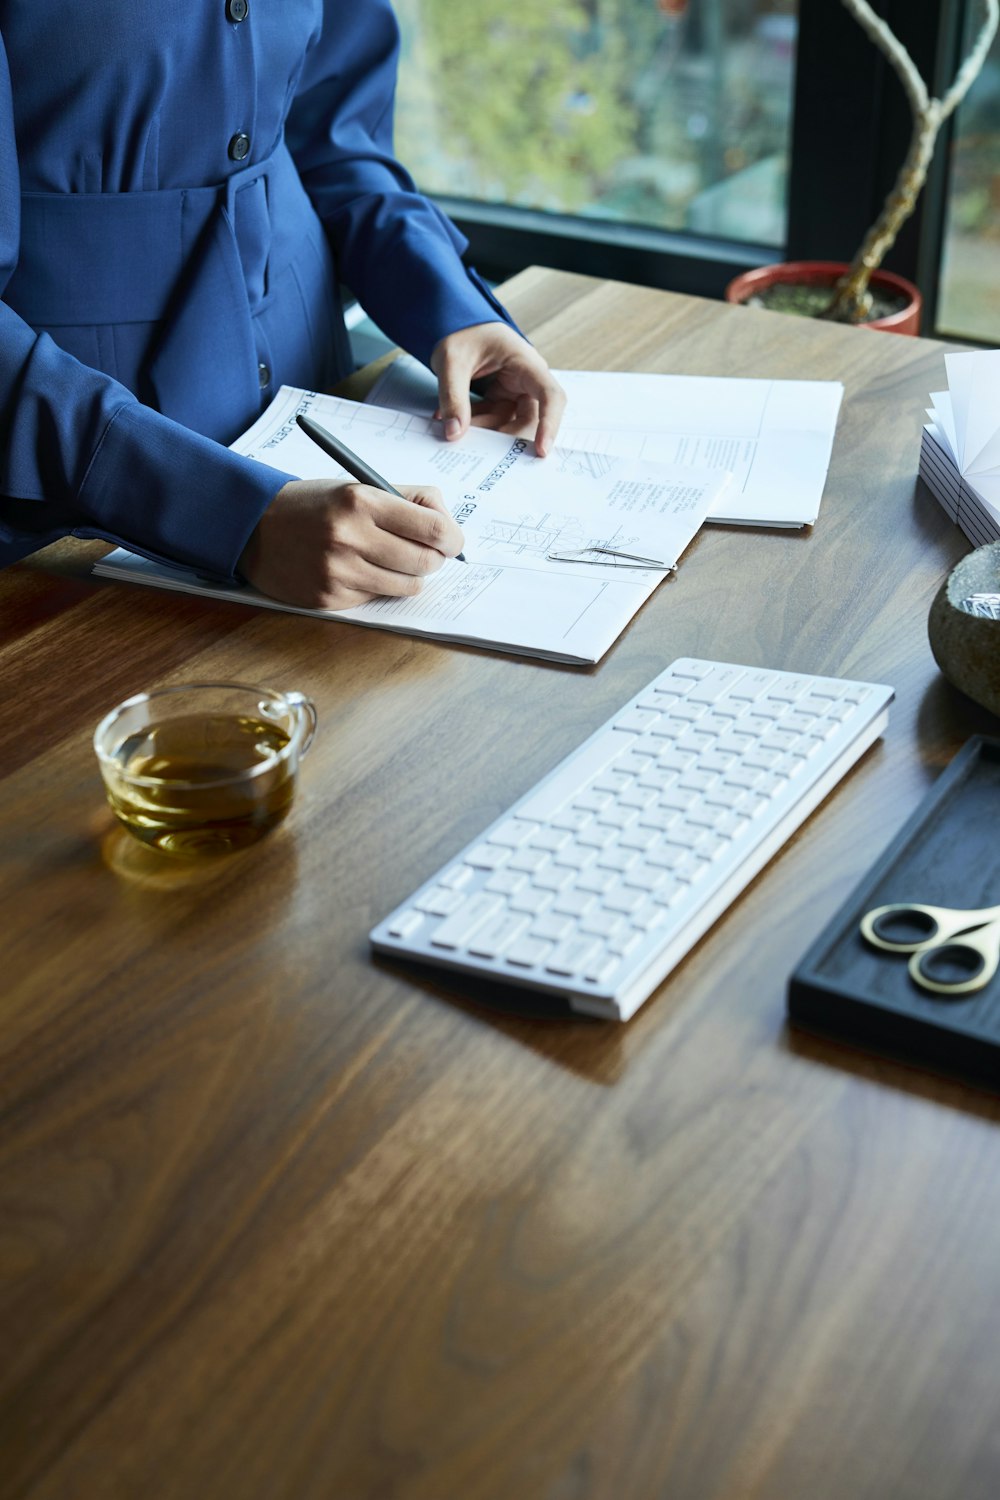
[0,2,511,577]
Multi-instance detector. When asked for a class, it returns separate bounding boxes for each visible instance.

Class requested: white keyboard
[371,659,894,1021]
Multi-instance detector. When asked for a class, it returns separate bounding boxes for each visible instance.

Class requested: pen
[295,413,466,562]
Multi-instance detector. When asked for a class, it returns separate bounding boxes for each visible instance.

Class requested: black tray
[788,736,1000,1088]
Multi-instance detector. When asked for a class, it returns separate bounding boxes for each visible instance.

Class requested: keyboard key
[490,819,539,848]
[676,729,716,754]
[659,749,698,774]
[415,886,467,917]
[767,676,813,702]
[430,894,503,949]
[485,870,529,896]
[509,887,553,916]
[546,937,603,976]
[507,847,550,874]
[663,824,708,852]
[573,790,613,814]
[552,844,596,871]
[600,878,644,909]
[575,867,618,895]
[661,786,700,812]
[646,842,687,870]
[615,751,656,776]
[729,671,778,701]
[596,846,639,873]
[724,766,764,790]
[552,888,598,919]
[686,666,746,702]
[704,784,746,809]
[636,806,682,833]
[468,913,530,959]
[609,928,644,958]
[760,729,800,752]
[531,827,572,852]
[678,769,717,794]
[596,805,639,831]
[584,953,623,986]
[622,864,666,892]
[670,701,708,722]
[688,803,725,829]
[619,785,658,811]
[614,708,661,734]
[576,823,617,850]
[387,909,424,939]
[506,937,553,968]
[549,808,594,834]
[466,843,510,870]
[531,912,575,943]
[671,661,714,680]
[782,711,821,734]
[593,770,634,795]
[580,908,629,940]
[618,826,659,851]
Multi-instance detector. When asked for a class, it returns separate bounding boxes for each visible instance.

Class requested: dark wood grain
[3,271,999,1500]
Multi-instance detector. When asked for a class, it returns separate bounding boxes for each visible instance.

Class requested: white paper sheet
[925,351,1000,520]
[365,355,844,528]
[92,386,727,665]
[921,350,1000,546]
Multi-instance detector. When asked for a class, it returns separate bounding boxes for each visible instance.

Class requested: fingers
[238,478,464,613]
[533,375,567,458]
[371,486,464,557]
[432,340,475,442]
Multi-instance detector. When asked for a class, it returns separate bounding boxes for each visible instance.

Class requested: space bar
[515,726,636,821]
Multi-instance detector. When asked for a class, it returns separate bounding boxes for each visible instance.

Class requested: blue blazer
[0,2,511,578]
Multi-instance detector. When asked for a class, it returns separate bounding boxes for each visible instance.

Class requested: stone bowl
[928,542,1000,717]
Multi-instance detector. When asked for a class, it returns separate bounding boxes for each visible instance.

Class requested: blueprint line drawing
[477,511,645,560]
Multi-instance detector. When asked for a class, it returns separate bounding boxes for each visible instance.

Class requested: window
[393,0,799,289]
[391,1,998,340]
[936,18,1000,342]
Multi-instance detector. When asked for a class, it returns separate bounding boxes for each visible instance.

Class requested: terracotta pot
[724,260,922,336]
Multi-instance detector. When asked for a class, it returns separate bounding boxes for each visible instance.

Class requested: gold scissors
[860,901,1000,996]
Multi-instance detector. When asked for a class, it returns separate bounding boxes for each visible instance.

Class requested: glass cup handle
[283,691,318,757]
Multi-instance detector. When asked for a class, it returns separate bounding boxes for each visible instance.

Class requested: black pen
[295,413,466,562]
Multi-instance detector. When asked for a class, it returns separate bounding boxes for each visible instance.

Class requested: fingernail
[444,418,461,441]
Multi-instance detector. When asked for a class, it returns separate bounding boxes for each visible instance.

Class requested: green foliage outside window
[393,0,637,212]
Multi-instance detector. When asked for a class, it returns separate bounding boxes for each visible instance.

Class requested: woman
[0,2,564,608]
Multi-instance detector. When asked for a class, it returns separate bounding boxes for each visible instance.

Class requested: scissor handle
[861,902,960,953]
[908,924,1000,996]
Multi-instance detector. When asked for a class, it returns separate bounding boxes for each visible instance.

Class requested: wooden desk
[3,269,1000,1500]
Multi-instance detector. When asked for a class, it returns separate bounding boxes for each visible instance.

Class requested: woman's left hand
[430,322,567,456]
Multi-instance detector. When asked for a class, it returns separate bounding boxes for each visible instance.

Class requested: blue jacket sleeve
[0,34,292,578]
[286,0,518,369]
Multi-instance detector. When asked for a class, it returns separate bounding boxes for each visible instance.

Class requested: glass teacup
[94,683,317,857]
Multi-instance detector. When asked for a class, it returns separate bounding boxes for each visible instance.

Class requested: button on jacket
[0,2,512,578]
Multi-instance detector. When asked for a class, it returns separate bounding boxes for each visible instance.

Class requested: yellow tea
[103,712,296,856]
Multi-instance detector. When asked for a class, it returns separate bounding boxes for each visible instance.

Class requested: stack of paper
[93,386,728,665]
[365,356,844,529]
[921,350,1000,547]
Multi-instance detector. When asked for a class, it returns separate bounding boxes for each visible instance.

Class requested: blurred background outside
[391,0,1000,344]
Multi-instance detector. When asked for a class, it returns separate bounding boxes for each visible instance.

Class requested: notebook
[93,385,729,665]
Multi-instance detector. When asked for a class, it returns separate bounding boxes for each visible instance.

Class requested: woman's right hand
[237,477,465,610]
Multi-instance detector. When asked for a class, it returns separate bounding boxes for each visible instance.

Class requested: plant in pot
[726,0,999,334]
